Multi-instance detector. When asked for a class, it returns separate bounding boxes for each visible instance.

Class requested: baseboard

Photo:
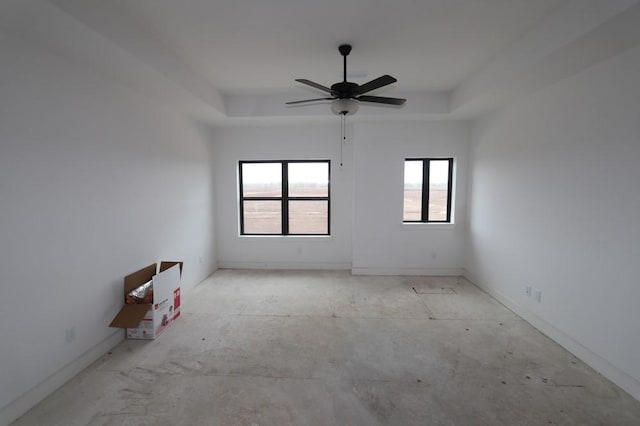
[351,267,463,276]
[217,261,352,270]
[463,270,640,402]
[187,266,218,291]
[0,330,124,426]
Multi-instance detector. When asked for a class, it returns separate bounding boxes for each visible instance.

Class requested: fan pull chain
[340,113,346,167]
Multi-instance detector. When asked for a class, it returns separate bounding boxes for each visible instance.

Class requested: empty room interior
[2,0,640,425]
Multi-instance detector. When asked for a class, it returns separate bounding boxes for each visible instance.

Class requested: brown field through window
[403,158,453,223]
[239,160,330,235]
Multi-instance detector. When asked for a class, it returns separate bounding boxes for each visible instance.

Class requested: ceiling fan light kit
[331,99,358,115]
[286,44,406,115]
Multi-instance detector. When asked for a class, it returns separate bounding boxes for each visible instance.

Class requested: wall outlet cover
[534,289,542,302]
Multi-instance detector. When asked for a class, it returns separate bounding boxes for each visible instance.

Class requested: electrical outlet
[534,289,542,303]
[525,286,532,297]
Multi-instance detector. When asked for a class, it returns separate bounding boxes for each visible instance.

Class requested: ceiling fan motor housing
[331,81,359,98]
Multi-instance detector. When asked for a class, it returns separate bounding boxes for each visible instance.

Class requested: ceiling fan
[286,44,406,115]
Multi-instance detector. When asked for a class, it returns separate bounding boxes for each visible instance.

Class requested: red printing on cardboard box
[174,289,181,309]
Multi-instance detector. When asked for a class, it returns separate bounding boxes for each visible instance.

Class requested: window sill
[238,235,333,242]
[401,222,456,230]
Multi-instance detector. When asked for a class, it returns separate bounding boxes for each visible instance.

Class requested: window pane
[288,162,329,197]
[288,200,328,234]
[403,160,422,221]
[428,160,450,221]
[243,201,281,234]
[242,163,282,197]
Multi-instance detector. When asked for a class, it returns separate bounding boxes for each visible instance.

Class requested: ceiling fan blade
[295,79,333,94]
[286,97,336,105]
[355,75,397,95]
[356,95,406,105]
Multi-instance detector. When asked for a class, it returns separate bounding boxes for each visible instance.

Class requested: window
[239,160,330,235]
[403,158,453,223]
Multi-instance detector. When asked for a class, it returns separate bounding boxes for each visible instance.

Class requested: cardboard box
[109,261,182,339]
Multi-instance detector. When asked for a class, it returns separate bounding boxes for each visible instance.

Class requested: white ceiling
[3,0,640,123]
[120,0,565,93]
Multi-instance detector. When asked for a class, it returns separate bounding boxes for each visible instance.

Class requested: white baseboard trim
[186,266,219,292]
[217,261,352,270]
[351,267,463,276]
[463,270,640,402]
[0,330,124,426]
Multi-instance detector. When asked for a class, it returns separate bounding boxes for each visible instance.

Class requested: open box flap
[160,261,183,277]
[153,264,180,305]
[109,304,151,328]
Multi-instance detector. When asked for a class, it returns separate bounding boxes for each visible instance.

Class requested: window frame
[403,157,454,224]
[239,160,331,236]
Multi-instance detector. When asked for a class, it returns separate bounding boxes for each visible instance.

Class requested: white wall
[212,121,470,274]
[0,32,217,424]
[466,44,640,400]
[352,121,469,275]
[212,124,353,269]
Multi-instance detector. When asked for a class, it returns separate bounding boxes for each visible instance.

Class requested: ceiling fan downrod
[339,44,351,83]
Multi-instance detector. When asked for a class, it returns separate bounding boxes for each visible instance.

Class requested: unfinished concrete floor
[12,270,640,425]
